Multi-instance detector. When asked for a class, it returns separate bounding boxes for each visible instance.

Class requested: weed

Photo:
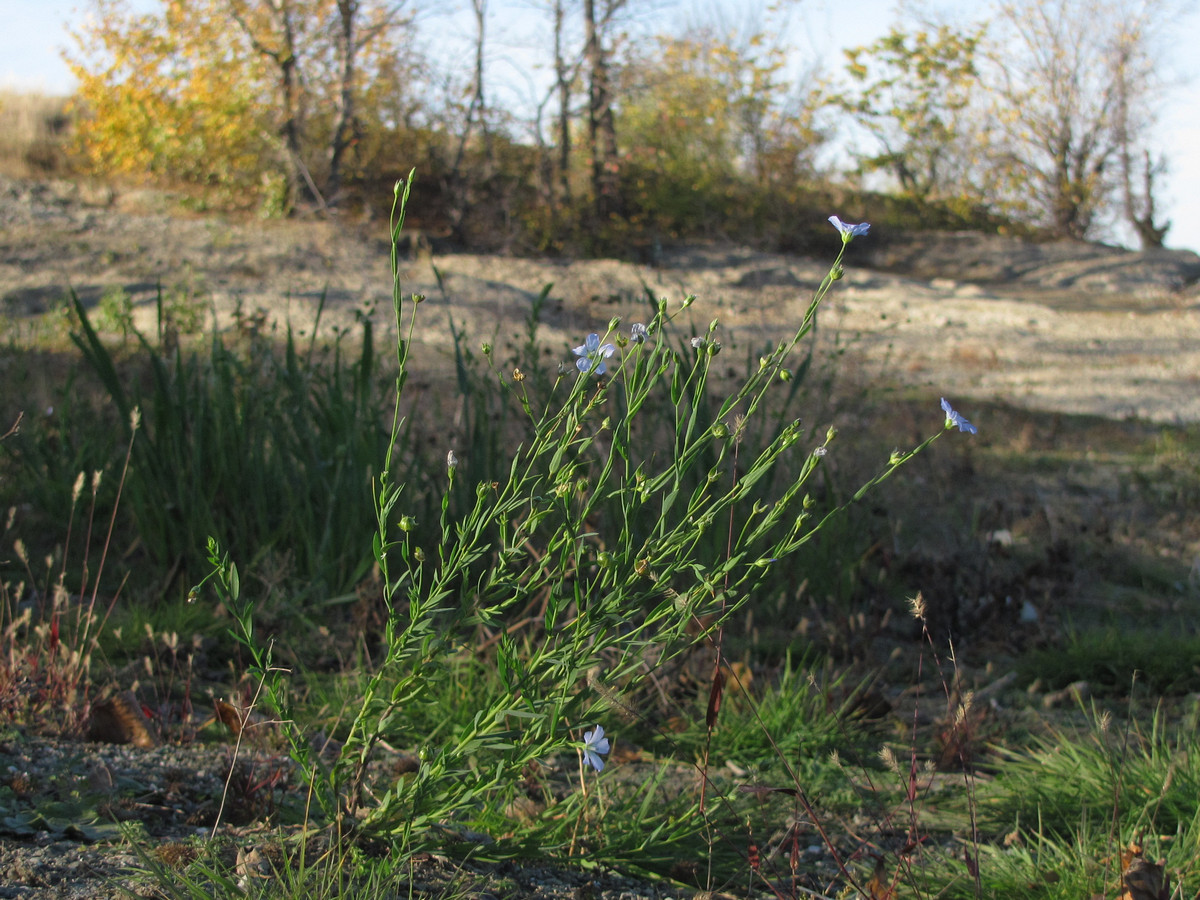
[1,410,137,734]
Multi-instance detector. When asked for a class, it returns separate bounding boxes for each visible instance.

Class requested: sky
[3,0,1198,253]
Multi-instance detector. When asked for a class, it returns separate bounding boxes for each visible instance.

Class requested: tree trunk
[1128,150,1170,248]
[584,0,620,223]
[554,0,571,206]
[327,0,358,206]
[227,0,322,211]
[444,0,489,243]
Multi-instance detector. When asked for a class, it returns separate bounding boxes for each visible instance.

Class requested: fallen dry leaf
[1118,844,1169,900]
[213,698,247,735]
[89,691,158,748]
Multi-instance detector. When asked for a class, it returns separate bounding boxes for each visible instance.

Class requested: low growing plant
[186,182,980,886]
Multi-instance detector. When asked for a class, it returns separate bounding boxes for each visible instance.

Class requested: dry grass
[0,90,75,177]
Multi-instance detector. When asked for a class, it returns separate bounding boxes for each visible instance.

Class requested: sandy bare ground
[3,176,1200,425]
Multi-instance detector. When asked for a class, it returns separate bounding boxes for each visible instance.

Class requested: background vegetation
[6,0,1174,253]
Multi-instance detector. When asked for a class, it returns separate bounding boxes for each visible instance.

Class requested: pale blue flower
[572,333,616,375]
[940,397,978,434]
[582,725,611,772]
[828,215,871,241]
[630,323,648,344]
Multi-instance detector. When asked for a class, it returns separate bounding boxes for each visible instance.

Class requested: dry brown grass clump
[0,89,74,177]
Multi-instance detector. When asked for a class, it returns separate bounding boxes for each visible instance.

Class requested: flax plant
[196,188,974,865]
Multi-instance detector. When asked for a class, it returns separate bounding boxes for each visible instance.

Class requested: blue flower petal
[940,397,978,434]
[829,215,871,238]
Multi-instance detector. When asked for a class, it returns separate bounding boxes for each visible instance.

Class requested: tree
[832,24,986,201]
[617,26,822,232]
[66,0,418,212]
[545,0,580,209]
[65,0,271,199]
[981,0,1178,241]
[441,0,494,243]
[327,0,412,203]
[583,0,626,222]
[1109,2,1173,247]
[226,0,321,207]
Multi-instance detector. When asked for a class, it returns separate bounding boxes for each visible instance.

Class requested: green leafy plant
[183,183,975,886]
[68,288,389,600]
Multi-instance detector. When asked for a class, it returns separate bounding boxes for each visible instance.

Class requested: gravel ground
[3,175,1200,426]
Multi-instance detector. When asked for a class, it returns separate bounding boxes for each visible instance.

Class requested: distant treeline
[8,0,1180,254]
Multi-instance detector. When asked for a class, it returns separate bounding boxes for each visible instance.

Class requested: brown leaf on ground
[212,698,273,738]
[88,690,158,748]
[1118,844,1169,900]
[213,698,248,735]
